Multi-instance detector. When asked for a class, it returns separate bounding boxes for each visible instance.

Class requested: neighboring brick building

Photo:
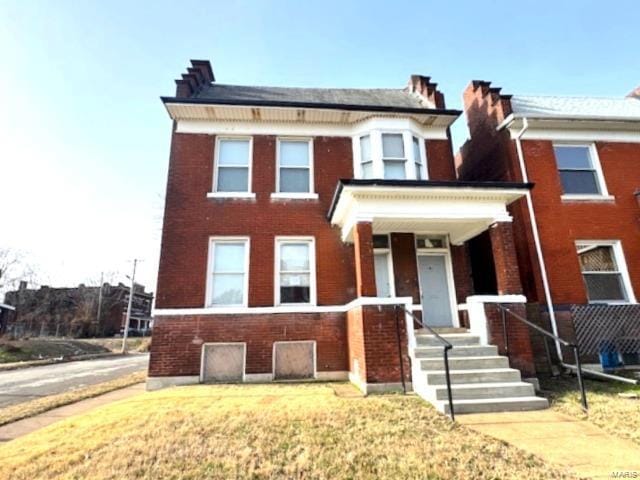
[4,281,153,338]
[457,82,640,368]
[150,60,550,414]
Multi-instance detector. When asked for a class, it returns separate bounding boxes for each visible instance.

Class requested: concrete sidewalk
[458,410,640,479]
[0,383,145,443]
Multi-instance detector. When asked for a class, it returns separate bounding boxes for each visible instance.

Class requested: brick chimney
[175,59,215,98]
[627,86,640,99]
[406,75,446,109]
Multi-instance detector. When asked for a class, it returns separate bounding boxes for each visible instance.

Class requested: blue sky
[0,0,638,292]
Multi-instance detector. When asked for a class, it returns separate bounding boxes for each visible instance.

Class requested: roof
[162,83,461,116]
[510,95,640,121]
[327,179,533,221]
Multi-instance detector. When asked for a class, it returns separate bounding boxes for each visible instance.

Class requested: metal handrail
[496,304,588,411]
[397,306,456,420]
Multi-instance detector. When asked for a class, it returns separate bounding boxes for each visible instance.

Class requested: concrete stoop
[412,332,549,414]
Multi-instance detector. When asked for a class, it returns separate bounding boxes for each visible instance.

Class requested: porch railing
[496,304,588,411]
[396,306,456,421]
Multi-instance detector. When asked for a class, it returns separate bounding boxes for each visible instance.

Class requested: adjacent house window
[373,235,394,297]
[359,135,373,179]
[207,238,249,307]
[215,138,252,193]
[576,242,632,303]
[413,136,424,180]
[277,139,313,193]
[382,133,407,179]
[276,238,316,305]
[553,144,606,196]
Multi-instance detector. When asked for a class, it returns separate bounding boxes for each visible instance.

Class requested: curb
[0,352,127,372]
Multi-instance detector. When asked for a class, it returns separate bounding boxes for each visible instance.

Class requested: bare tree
[0,247,37,299]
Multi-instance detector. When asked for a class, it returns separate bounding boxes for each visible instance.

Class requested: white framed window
[373,234,395,297]
[575,241,635,304]
[382,133,407,179]
[276,138,314,194]
[413,136,425,180]
[212,137,253,195]
[553,144,608,197]
[206,237,250,307]
[359,135,373,179]
[275,237,316,306]
[353,130,426,180]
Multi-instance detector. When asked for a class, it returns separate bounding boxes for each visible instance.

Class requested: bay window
[355,131,426,180]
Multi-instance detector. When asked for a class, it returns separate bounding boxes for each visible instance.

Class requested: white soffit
[330,186,526,245]
[165,103,457,139]
[503,117,640,143]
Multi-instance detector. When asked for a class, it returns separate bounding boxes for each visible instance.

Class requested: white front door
[417,254,454,327]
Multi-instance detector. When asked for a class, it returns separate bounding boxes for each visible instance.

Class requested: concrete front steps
[412,331,549,415]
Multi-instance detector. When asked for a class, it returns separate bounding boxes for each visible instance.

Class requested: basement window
[576,241,634,303]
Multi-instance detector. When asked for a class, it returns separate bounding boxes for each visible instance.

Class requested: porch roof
[328,179,532,245]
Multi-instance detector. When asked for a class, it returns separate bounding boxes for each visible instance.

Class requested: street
[0,354,149,408]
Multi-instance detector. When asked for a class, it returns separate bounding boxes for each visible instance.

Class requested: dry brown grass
[540,375,640,446]
[0,371,146,426]
[0,383,570,480]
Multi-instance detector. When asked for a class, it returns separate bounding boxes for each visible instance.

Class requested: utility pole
[121,259,138,354]
[96,272,104,331]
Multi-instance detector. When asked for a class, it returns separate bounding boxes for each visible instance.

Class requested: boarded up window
[274,341,315,380]
[202,343,245,383]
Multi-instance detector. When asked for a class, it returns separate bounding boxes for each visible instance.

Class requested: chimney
[19,281,27,291]
[175,59,215,98]
[627,86,640,99]
[406,75,446,108]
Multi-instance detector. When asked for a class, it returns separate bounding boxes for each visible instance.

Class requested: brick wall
[346,306,366,384]
[149,312,348,377]
[390,233,420,303]
[485,303,536,377]
[156,133,357,308]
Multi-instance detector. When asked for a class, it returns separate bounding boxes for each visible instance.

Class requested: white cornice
[503,117,640,143]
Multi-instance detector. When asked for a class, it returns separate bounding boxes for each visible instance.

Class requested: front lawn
[0,384,569,480]
[540,374,640,446]
[0,338,110,364]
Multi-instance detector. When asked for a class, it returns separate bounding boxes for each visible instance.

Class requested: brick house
[150,60,551,413]
[457,82,640,369]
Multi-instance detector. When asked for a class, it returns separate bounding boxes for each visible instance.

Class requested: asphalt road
[0,354,149,408]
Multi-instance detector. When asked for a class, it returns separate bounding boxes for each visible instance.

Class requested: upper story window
[355,131,426,180]
[553,144,607,197]
[214,138,252,193]
[277,139,313,193]
[576,241,634,303]
[206,237,249,307]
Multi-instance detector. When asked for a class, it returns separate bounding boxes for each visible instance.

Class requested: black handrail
[496,304,588,411]
[396,306,456,420]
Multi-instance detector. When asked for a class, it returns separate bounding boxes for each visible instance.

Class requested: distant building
[3,281,153,338]
[0,303,16,334]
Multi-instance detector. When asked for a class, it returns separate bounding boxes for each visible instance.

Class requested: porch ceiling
[328,180,532,245]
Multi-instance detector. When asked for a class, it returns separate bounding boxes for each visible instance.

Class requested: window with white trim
[207,238,249,306]
[359,135,373,179]
[277,139,313,193]
[382,133,407,179]
[373,235,394,297]
[413,136,425,180]
[215,138,251,193]
[553,144,605,196]
[576,242,631,303]
[276,238,316,305]
[355,131,426,180]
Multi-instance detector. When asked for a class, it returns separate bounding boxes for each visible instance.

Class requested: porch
[329,179,549,412]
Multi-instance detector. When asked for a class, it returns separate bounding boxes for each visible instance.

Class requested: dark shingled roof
[162,83,461,115]
[192,83,431,109]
